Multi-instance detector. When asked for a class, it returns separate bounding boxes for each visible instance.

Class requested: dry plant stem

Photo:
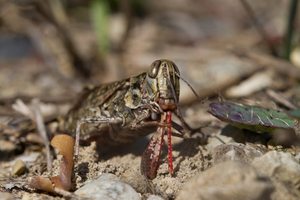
[239,0,278,56]
[266,89,297,110]
[12,99,34,119]
[12,99,52,171]
[32,99,52,172]
[232,49,300,79]
[283,0,299,60]
[31,0,91,77]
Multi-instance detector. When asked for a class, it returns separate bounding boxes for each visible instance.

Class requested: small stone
[12,159,27,176]
[165,188,173,195]
[4,183,15,190]
[177,161,274,200]
[17,152,40,163]
[121,169,151,194]
[252,151,300,185]
[212,143,265,164]
[26,133,43,144]
[0,140,16,152]
[75,173,141,200]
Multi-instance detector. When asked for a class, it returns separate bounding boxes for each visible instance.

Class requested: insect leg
[141,112,176,179]
[141,126,165,179]
[174,110,206,138]
[74,116,123,157]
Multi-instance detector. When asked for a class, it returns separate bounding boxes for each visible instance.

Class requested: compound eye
[148,60,161,78]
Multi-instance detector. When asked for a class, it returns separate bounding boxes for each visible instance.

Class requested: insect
[209,101,297,133]
[63,59,198,179]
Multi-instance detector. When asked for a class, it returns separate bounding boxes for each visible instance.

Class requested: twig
[266,89,297,110]
[283,0,299,60]
[239,0,278,56]
[12,99,34,120]
[12,99,52,172]
[32,99,52,172]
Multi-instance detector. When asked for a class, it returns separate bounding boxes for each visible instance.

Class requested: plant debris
[28,134,75,193]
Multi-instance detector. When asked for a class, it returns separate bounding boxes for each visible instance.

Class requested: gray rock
[212,143,265,164]
[176,161,274,200]
[294,152,300,162]
[121,169,152,194]
[252,151,300,185]
[75,173,141,200]
[271,180,300,200]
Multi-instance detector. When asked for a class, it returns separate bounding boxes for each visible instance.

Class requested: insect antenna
[166,76,191,135]
[175,71,200,100]
[166,77,179,105]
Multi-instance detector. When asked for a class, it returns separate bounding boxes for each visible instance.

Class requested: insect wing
[209,102,297,132]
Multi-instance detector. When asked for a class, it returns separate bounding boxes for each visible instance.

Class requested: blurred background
[0,0,299,104]
[2,2,300,199]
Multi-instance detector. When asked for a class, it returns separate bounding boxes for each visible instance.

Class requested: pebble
[25,133,44,144]
[252,151,300,185]
[121,169,151,194]
[177,161,274,200]
[15,152,40,163]
[11,159,27,176]
[212,143,265,164]
[165,188,173,195]
[75,173,141,200]
[0,140,16,152]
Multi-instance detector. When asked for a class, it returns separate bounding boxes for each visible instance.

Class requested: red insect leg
[140,112,174,179]
[140,126,164,179]
[166,111,173,176]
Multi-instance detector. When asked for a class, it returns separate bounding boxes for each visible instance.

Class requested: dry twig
[12,99,52,171]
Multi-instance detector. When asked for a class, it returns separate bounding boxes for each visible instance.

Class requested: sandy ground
[0,103,215,199]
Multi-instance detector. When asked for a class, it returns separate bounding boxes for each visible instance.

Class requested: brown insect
[63,59,199,179]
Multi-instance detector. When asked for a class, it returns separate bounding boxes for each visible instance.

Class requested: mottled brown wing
[63,79,128,132]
